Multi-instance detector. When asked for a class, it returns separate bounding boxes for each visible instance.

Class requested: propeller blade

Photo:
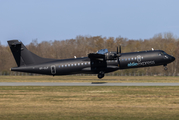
[119,45,121,53]
[116,45,121,57]
[117,45,121,67]
[117,56,120,67]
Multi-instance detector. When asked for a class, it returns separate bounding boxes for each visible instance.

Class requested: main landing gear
[98,71,105,79]
[163,65,168,71]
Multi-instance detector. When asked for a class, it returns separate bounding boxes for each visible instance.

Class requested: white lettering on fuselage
[138,61,155,66]
[127,55,155,67]
[128,61,155,67]
[39,66,48,70]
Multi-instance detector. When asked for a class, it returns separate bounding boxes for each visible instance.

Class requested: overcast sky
[0,0,179,45]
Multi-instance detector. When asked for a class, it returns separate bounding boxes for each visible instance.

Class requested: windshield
[163,52,167,55]
[159,51,168,56]
[97,49,108,54]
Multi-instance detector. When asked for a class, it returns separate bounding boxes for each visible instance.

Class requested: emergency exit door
[51,65,56,74]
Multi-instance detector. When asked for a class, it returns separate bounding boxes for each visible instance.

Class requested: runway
[1,82,179,86]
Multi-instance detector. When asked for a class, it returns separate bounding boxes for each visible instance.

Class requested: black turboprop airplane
[8,40,175,79]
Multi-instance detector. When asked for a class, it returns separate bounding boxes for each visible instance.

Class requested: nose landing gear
[163,65,168,71]
[98,71,105,79]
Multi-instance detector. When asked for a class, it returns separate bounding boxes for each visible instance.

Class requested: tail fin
[8,40,54,67]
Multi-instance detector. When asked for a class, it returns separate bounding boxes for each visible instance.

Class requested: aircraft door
[51,65,56,75]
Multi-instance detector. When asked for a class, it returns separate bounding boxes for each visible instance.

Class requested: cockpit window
[159,52,167,56]
[163,52,167,55]
[97,49,108,54]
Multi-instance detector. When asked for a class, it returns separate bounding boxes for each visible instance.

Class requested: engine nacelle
[95,49,118,60]
[105,52,117,60]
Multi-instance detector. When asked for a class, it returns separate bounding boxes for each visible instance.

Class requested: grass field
[0,76,179,119]
[0,86,179,120]
[0,75,179,83]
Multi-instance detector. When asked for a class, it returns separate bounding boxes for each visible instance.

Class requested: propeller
[119,45,121,54]
[116,45,121,56]
[116,45,121,67]
[104,45,122,68]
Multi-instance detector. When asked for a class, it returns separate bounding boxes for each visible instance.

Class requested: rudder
[8,40,22,67]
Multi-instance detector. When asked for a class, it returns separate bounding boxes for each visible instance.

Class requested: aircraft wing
[88,53,105,59]
[88,48,108,59]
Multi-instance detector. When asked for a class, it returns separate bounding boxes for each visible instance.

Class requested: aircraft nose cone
[171,56,175,62]
[169,56,175,62]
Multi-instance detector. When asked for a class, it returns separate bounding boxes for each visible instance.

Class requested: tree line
[0,32,178,75]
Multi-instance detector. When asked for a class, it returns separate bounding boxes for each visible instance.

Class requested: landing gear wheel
[163,65,168,71]
[98,71,104,79]
[164,67,168,71]
[98,74,104,79]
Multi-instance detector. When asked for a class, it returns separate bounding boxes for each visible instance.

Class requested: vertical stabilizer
[8,40,54,67]
[8,40,22,66]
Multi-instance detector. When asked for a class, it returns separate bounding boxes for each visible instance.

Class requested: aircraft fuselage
[8,40,175,79]
[11,50,175,76]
